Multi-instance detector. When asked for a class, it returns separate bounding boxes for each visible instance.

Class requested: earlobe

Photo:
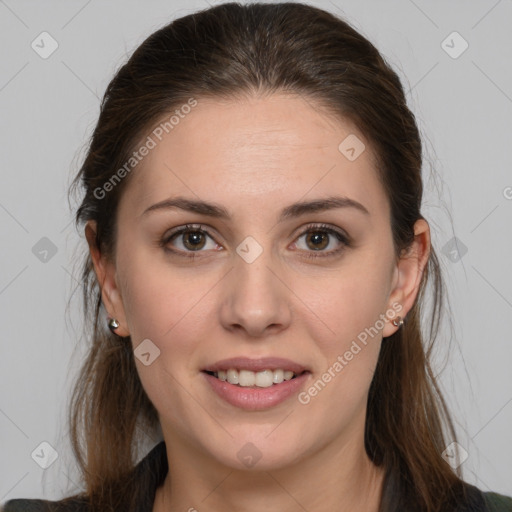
[85,220,130,337]
[382,218,431,338]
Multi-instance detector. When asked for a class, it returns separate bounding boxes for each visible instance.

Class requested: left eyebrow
[140,195,370,221]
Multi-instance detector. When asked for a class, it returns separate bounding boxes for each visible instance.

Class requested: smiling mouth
[203,368,307,388]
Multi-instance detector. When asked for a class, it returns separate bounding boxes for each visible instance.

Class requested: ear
[382,218,431,338]
[85,220,130,337]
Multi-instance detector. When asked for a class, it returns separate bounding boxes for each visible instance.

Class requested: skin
[86,92,430,512]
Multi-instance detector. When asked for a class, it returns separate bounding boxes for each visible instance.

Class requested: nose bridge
[219,233,291,336]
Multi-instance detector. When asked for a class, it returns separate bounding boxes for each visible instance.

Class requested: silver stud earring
[392,316,404,328]
[108,317,120,333]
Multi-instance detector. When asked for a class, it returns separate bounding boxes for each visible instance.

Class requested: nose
[218,249,292,339]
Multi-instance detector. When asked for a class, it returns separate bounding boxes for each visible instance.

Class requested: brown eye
[181,230,207,250]
[161,224,219,256]
[305,231,330,251]
[293,223,351,259]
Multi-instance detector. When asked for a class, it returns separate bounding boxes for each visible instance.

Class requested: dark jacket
[2,441,512,511]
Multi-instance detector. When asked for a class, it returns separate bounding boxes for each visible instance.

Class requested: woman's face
[89,93,427,471]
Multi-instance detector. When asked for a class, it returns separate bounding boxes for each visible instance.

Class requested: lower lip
[202,371,310,411]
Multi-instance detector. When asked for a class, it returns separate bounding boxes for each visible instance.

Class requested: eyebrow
[141,195,370,221]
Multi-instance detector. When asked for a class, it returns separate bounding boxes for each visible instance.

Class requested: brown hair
[66,3,469,511]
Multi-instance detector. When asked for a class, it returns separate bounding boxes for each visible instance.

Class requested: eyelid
[292,222,351,258]
[161,222,351,258]
[160,223,220,253]
[293,222,350,244]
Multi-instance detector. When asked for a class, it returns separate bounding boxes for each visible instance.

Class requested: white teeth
[226,369,239,385]
[238,369,256,386]
[255,370,274,388]
[273,369,284,384]
[213,368,299,387]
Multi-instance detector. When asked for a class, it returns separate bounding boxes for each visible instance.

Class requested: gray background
[1,0,511,503]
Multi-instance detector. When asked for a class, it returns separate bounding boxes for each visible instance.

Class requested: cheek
[303,252,392,345]
[117,252,216,427]
[296,288,384,433]
[118,248,218,360]
[295,249,392,401]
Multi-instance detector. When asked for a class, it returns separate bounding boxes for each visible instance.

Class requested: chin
[202,430,308,472]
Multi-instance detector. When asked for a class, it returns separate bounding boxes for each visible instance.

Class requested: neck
[153,427,386,512]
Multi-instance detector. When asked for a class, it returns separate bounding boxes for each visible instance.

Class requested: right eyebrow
[141,195,370,221]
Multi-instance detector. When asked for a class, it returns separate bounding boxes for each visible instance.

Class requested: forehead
[120,93,388,220]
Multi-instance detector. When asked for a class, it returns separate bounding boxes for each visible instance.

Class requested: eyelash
[160,223,351,260]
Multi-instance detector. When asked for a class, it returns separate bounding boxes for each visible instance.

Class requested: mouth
[202,368,307,388]
[201,357,311,410]
[201,357,310,387]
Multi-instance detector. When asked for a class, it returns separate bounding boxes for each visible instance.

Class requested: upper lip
[202,357,309,374]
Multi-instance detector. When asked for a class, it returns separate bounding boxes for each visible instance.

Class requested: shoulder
[482,491,512,511]
[456,484,512,512]
[2,496,89,512]
[1,500,46,512]
[1,441,167,512]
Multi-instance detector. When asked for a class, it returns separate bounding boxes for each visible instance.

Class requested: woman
[3,2,511,511]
